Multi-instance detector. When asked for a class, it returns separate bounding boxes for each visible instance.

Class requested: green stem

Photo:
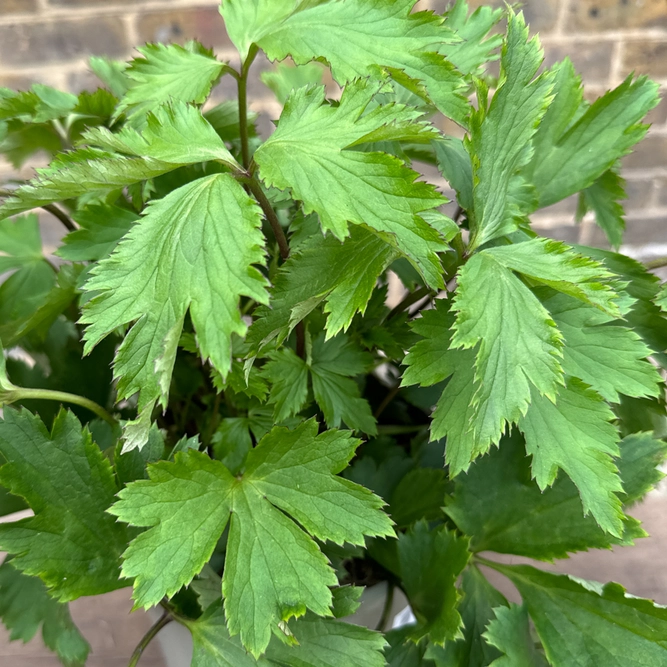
[375,582,395,632]
[8,388,116,426]
[128,612,172,667]
[238,45,258,170]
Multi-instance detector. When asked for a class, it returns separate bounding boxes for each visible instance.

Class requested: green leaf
[577,168,627,249]
[310,334,376,434]
[544,290,661,403]
[445,431,664,560]
[0,149,171,219]
[212,417,253,475]
[117,43,225,121]
[0,561,90,667]
[401,301,478,473]
[84,100,238,168]
[255,80,449,288]
[110,420,393,655]
[0,214,55,343]
[57,203,139,262]
[89,56,129,97]
[527,58,659,208]
[263,347,310,421]
[389,468,447,527]
[81,174,268,450]
[0,409,129,600]
[114,423,165,485]
[434,137,473,212]
[468,10,553,250]
[222,0,469,124]
[261,62,324,104]
[397,521,470,644]
[248,227,399,351]
[484,238,619,316]
[188,602,386,666]
[484,604,548,667]
[0,213,45,273]
[2,263,84,347]
[441,0,503,76]
[0,102,238,220]
[519,379,623,536]
[490,563,667,666]
[263,334,376,433]
[450,251,564,458]
[427,566,507,667]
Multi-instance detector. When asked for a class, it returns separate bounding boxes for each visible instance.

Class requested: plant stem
[128,612,172,667]
[246,177,291,261]
[0,190,75,232]
[375,582,395,632]
[387,286,431,320]
[374,382,401,419]
[238,45,258,170]
[8,388,116,426]
[644,256,667,270]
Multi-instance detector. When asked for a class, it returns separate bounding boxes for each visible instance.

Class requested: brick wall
[0,0,665,255]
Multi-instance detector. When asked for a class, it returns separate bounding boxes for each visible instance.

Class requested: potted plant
[0,1,666,665]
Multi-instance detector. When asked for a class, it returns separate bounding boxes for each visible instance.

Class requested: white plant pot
[150,582,413,667]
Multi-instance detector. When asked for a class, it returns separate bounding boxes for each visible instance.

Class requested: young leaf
[468,10,553,250]
[484,604,548,667]
[109,420,393,655]
[0,103,237,220]
[89,56,129,97]
[81,174,268,450]
[188,602,386,666]
[544,290,662,403]
[401,301,480,473]
[527,58,659,208]
[427,566,508,667]
[57,203,139,262]
[0,409,129,600]
[116,43,225,121]
[451,252,564,457]
[261,62,324,104]
[441,0,503,76]
[255,80,449,288]
[248,227,399,351]
[577,168,627,249]
[396,521,470,644]
[84,100,238,168]
[519,379,623,536]
[490,563,667,666]
[222,0,469,124]
[484,238,619,316]
[310,334,376,434]
[445,431,665,560]
[0,561,90,667]
[262,348,309,422]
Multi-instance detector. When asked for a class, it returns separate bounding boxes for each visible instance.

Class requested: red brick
[135,7,233,51]
[622,40,667,79]
[568,0,667,31]
[543,41,614,85]
[623,134,667,170]
[0,0,37,12]
[0,18,128,67]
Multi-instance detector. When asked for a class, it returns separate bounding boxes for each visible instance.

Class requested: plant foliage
[0,1,665,665]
